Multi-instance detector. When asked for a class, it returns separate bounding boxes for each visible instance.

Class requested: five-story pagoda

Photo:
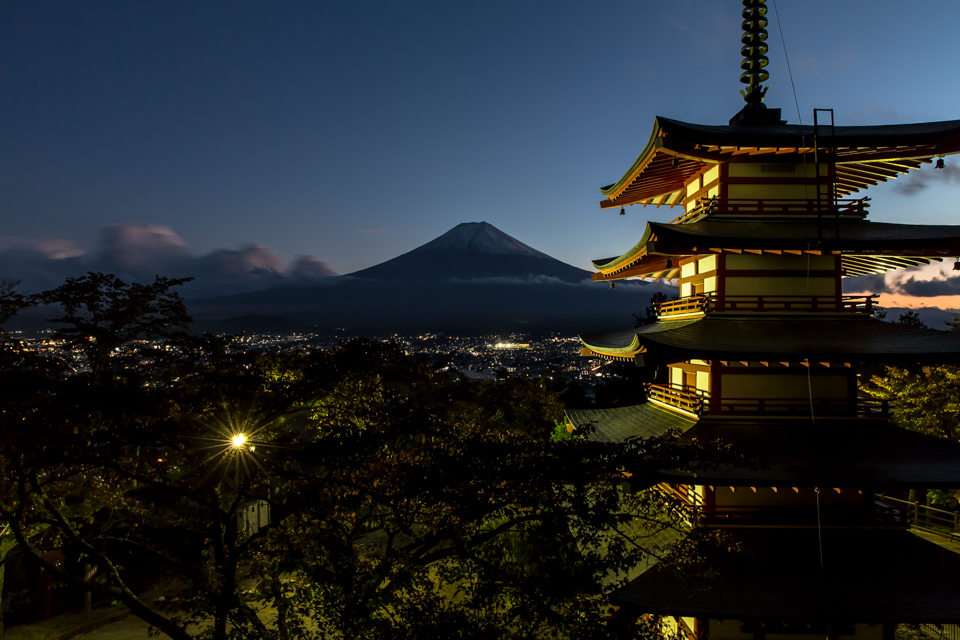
[568,1,960,637]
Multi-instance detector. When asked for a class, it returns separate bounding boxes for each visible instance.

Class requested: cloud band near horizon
[0,223,338,298]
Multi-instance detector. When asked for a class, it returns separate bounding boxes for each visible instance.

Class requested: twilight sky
[3,1,960,304]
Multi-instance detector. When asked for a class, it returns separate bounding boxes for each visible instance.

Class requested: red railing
[645,383,705,415]
[695,504,903,527]
[654,296,711,317]
[655,294,878,318]
[670,196,870,225]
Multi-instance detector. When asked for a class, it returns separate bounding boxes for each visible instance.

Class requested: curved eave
[581,316,960,365]
[578,333,642,357]
[648,220,960,255]
[665,419,960,488]
[614,528,960,623]
[590,223,672,279]
[655,116,960,153]
[599,116,960,207]
[600,119,663,199]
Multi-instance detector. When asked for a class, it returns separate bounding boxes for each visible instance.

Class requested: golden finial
[740,0,769,104]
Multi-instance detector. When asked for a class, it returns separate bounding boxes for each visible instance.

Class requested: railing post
[914,501,920,526]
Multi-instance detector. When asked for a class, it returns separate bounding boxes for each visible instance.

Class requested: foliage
[0,273,725,640]
[894,310,926,329]
[38,272,194,382]
[862,365,960,442]
[0,279,32,337]
[946,313,960,332]
[633,292,669,327]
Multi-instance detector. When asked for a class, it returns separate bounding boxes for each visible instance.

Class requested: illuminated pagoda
[568,0,960,637]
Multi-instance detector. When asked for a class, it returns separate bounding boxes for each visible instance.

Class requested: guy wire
[771,0,802,124]
[815,487,824,570]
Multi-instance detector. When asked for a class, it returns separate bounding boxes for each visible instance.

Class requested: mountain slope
[347,222,591,283]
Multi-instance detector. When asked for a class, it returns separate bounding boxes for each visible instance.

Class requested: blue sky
[2,0,960,287]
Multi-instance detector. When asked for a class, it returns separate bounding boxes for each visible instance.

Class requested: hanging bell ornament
[936,157,946,169]
[619,207,626,216]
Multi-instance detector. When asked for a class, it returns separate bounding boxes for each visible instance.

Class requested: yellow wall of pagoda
[726,162,830,202]
[727,254,834,270]
[727,162,827,178]
[668,364,711,395]
[679,256,718,297]
[727,183,815,200]
[712,486,864,509]
[724,277,834,296]
[704,165,720,184]
[722,253,837,298]
[708,620,883,640]
[683,164,721,212]
[720,373,849,399]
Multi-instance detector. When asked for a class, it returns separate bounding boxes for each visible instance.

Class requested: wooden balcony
[655,294,878,319]
[878,495,960,533]
[696,504,903,528]
[670,196,870,225]
[658,484,903,528]
[645,383,704,416]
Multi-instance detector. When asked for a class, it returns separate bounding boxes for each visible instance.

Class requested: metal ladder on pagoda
[814,108,836,243]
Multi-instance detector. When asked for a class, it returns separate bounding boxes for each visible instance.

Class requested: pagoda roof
[566,403,696,443]
[664,418,960,489]
[592,219,960,279]
[614,527,960,623]
[579,315,960,364]
[601,116,960,208]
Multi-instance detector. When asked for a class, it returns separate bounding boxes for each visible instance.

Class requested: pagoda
[568,1,960,636]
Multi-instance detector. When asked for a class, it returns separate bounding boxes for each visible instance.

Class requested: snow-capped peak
[413,222,551,259]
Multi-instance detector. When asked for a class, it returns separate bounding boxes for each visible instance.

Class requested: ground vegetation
[0,273,725,640]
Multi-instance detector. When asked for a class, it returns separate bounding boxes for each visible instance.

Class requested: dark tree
[894,310,926,328]
[0,276,727,639]
[0,278,31,335]
[633,291,669,327]
[39,272,193,382]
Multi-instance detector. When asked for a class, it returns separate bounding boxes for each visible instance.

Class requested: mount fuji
[347,222,591,283]
[187,222,663,336]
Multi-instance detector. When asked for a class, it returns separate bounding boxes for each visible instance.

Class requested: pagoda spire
[729,0,783,124]
[739,0,769,105]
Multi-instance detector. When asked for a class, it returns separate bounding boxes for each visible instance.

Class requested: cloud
[0,223,338,298]
[894,163,960,195]
[897,273,960,298]
[843,273,891,294]
[196,244,287,279]
[98,224,189,277]
[291,255,338,279]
